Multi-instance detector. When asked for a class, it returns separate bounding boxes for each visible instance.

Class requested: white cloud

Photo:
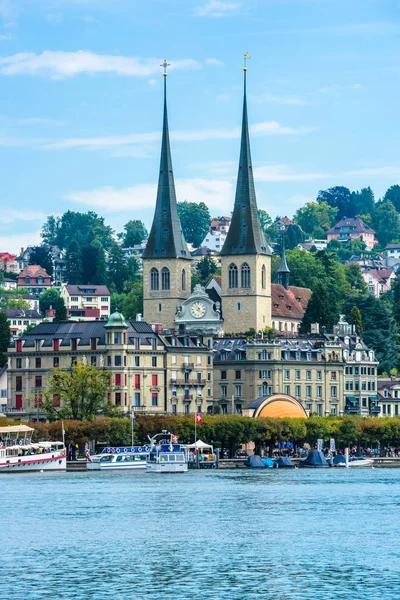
[67,178,233,213]
[0,51,202,79]
[252,92,306,106]
[0,230,42,254]
[0,210,47,225]
[217,93,230,100]
[195,0,241,17]
[205,57,223,66]
[47,120,316,150]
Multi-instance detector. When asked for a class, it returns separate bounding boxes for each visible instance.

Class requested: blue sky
[1,0,400,252]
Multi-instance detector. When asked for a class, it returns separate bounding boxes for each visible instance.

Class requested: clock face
[190,301,206,319]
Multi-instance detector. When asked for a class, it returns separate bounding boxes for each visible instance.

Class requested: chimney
[311,323,320,334]
[136,313,142,322]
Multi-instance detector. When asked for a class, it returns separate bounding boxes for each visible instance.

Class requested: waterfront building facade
[213,318,378,417]
[6,314,213,420]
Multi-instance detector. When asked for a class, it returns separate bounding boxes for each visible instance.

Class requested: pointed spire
[220,56,271,257]
[277,237,290,289]
[143,61,190,261]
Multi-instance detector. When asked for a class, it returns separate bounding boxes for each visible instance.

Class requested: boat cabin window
[100,455,113,462]
[116,455,124,462]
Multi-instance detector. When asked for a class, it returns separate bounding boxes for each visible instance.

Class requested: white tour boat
[0,425,66,472]
[86,446,149,470]
[147,432,188,474]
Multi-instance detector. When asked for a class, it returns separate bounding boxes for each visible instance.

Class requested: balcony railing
[170,379,207,386]
[182,363,194,370]
[183,394,193,401]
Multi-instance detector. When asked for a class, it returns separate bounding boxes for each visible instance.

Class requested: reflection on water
[2,469,400,599]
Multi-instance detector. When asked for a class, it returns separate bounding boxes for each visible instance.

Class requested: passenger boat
[0,425,66,472]
[147,432,188,473]
[86,446,149,470]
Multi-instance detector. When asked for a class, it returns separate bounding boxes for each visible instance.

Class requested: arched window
[228,263,238,288]
[161,267,170,290]
[261,265,266,289]
[241,263,250,288]
[182,268,186,291]
[150,268,159,291]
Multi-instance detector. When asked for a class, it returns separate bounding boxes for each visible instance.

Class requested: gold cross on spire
[160,59,171,76]
[243,51,251,71]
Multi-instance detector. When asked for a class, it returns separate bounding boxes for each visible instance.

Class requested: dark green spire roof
[143,75,191,261]
[220,69,271,257]
[277,239,290,273]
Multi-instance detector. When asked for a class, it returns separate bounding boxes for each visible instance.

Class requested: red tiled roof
[327,216,375,235]
[0,253,17,261]
[19,265,51,278]
[367,269,394,284]
[271,284,311,319]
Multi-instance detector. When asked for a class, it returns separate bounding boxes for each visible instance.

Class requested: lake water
[2,468,400,600]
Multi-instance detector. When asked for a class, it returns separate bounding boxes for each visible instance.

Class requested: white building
[361,269,395,297]
[60,284,111,320]
[200,216,231,252]
[3,309,42,338]
[386,243,400,261]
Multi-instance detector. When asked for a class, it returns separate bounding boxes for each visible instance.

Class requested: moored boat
[86,446,149,470]
[333,455,374,468]
[0,425,66,472]
[147,432,188,473]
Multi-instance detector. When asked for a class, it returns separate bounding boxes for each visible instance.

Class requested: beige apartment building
[213,318,378,417]
[6,312,213,420]
[60,284,111,320]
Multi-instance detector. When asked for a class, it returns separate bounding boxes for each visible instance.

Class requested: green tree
[294,201,338,238]
[54,297,67,322]
[349,306,363,334]
[390,275,400,328]
[110,292,126,314]
[343,263,367,294]
[39,288,60,315]
[299,281,339,333]
[119,220,148,247]
[43,362,111,421]
[284,224,306,249]
[42,211,114,250]
[177,201,211,247]
[122,282,143,320]
[65,241,83,284]
[40,215,59,246]
[343,293,399,373]
[327,237,367,262]
[383,185,400,213]
[107,242,127,294]
[28,246,53,276]
[0,311,11,366]
[351,187,375,216]
[81,242,107,284]
[258,209,277,241]
[191,256,220,288]
[0,296,30,310]
[317,186,354,220]
[373,200,400,246]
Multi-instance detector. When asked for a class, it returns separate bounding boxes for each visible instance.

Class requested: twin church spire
[144,55,268,261]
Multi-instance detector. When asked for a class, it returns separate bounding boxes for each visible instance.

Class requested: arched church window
[241,263,251,288]
[150,268,159,291]
[182,269,186,291]
[161,267,170,290]
[228,264,238,288]
[261,265,266,289]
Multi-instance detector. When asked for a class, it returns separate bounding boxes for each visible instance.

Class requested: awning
[0,425,34,434]
[185,439,213,449]
[346,396,359,405]
[368,396,379,402]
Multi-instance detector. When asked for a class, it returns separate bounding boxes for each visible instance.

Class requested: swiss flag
[171,435,179,443]
[195,413,203,424]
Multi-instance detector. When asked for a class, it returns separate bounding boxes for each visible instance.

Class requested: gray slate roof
[220,71,271,257]
[143,78,190,261]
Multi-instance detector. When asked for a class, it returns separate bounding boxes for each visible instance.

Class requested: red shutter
[16,340,22,352]
[135,374,140,390]
[53,394,60,407]
[15,395,22,409]
[53,339,59,351]
[152,374,158,386]
[115,374,121,386]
